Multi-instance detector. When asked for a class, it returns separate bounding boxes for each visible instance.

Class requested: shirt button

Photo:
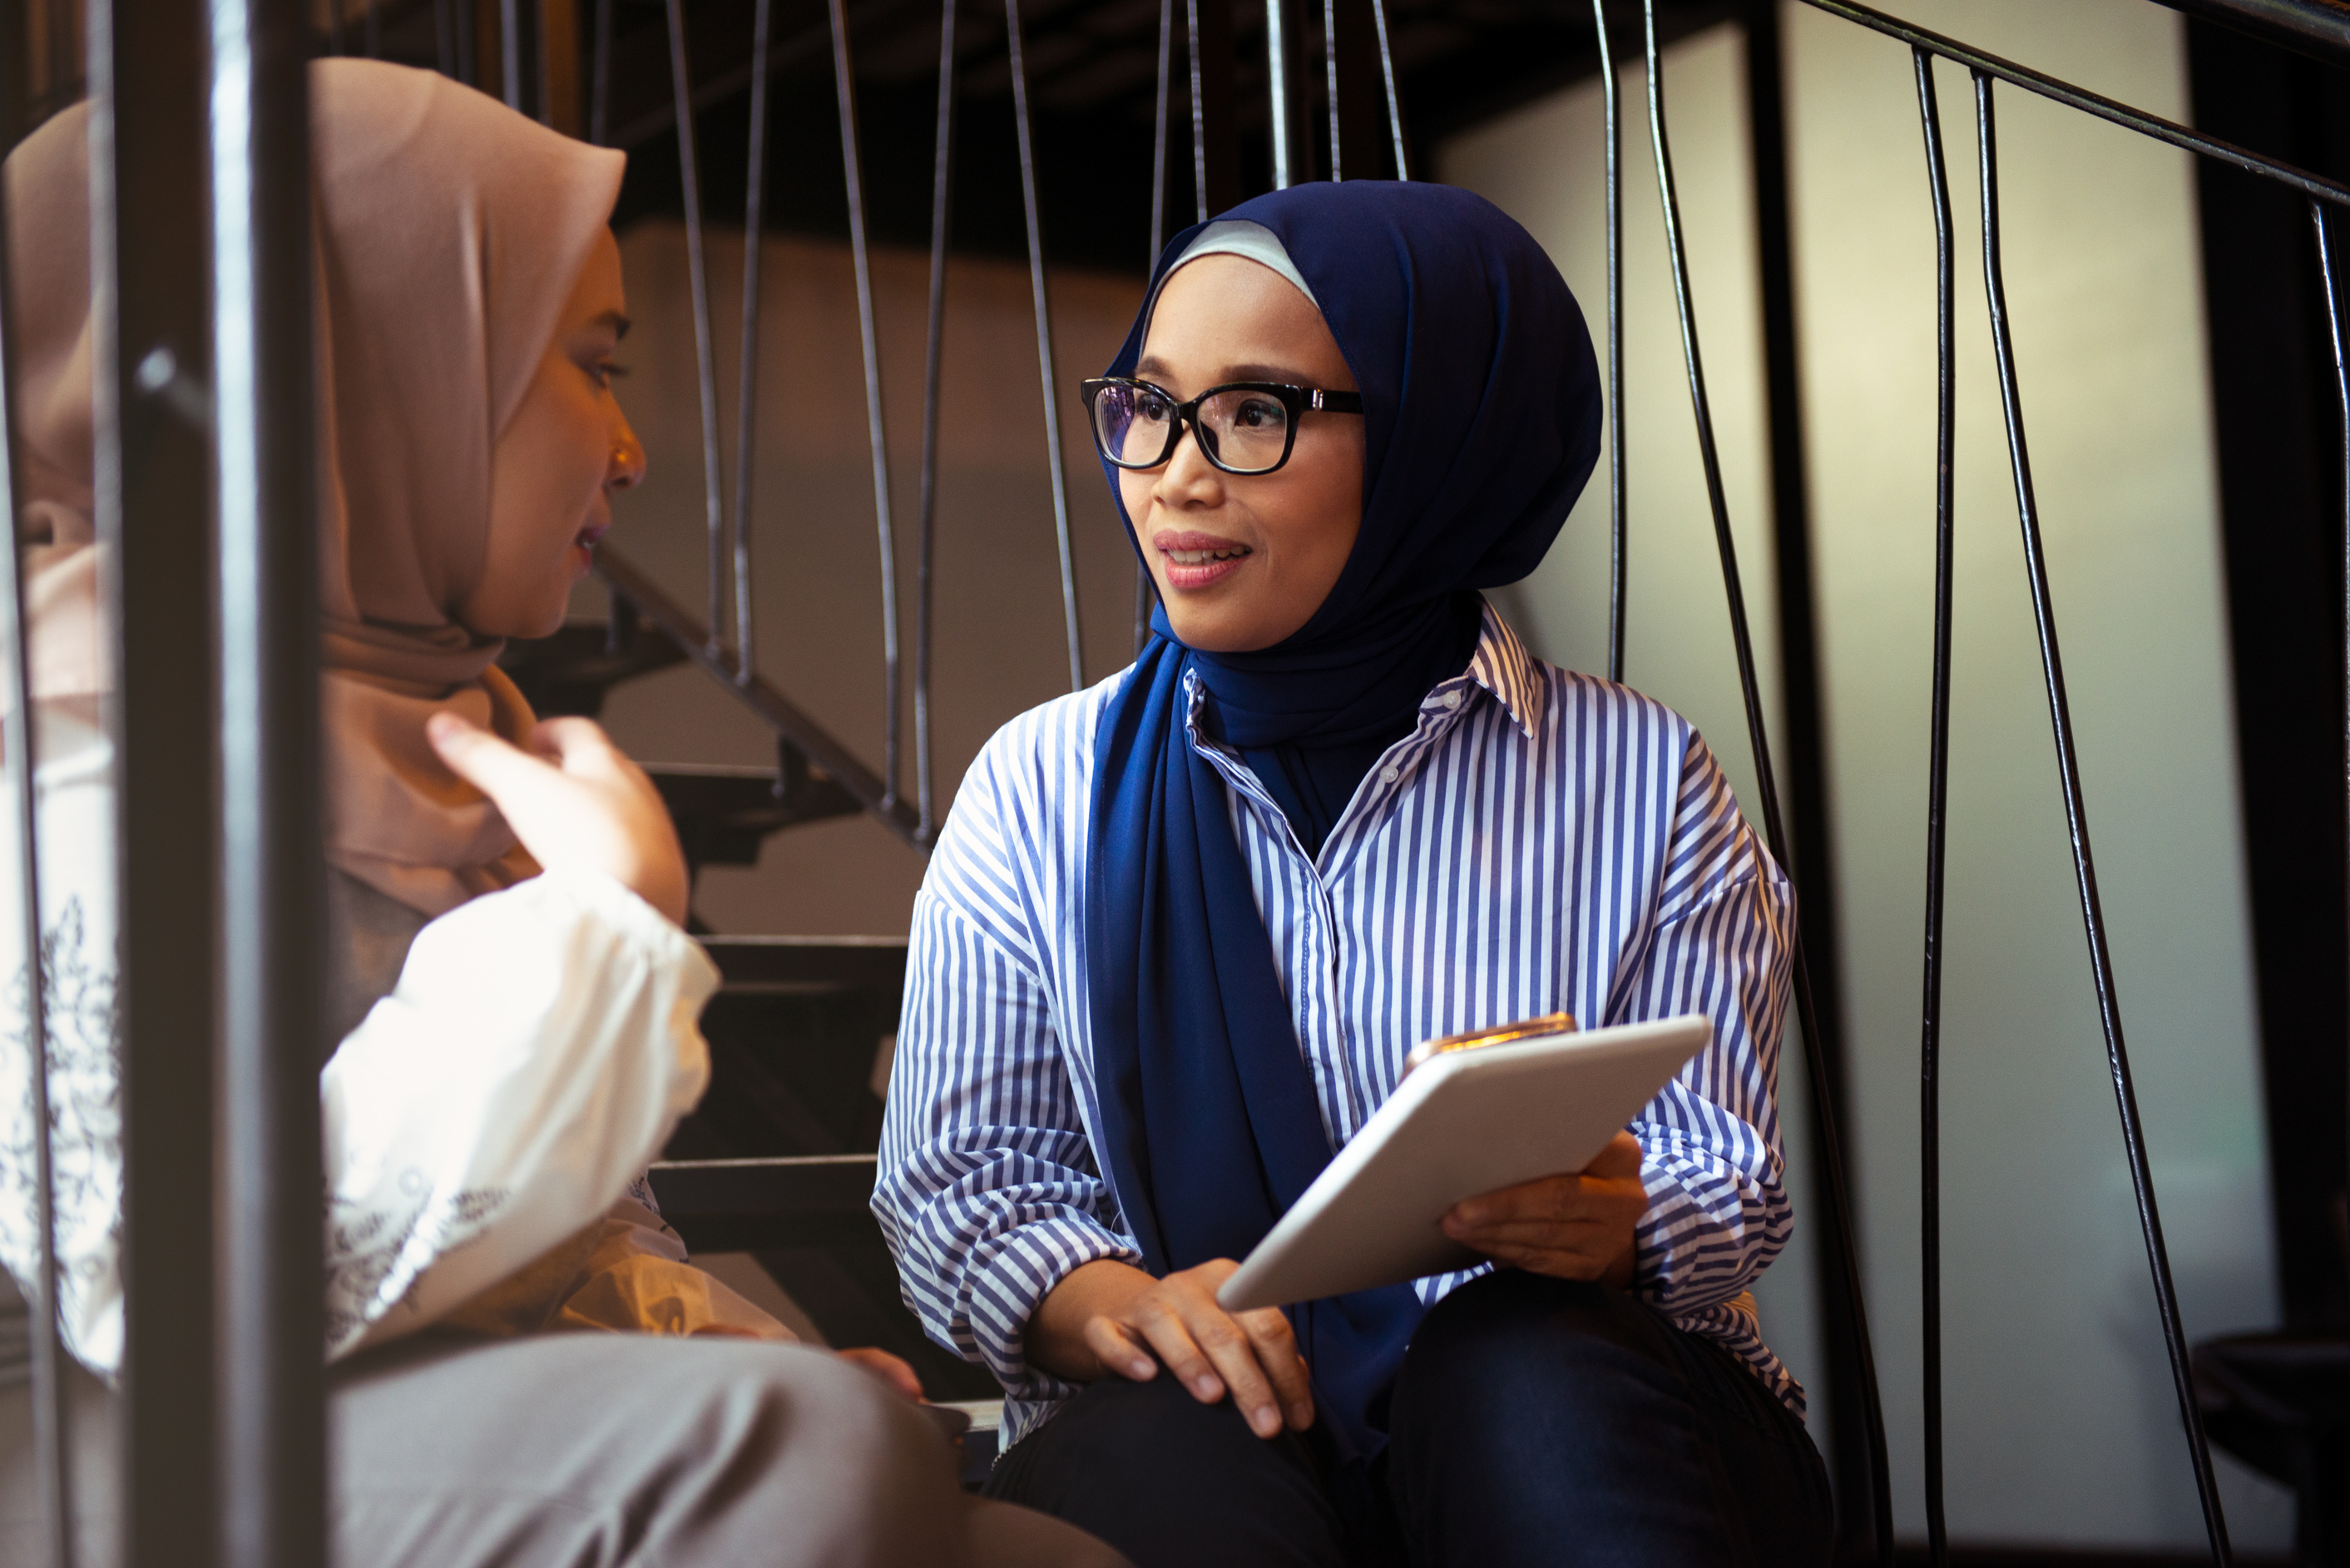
[1442,690,1463,710]
[1379,765,1400,784]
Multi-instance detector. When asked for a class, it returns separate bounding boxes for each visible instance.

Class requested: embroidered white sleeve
[321,869,715,1358]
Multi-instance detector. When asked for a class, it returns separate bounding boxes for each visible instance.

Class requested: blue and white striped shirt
[875,606,1800,1446]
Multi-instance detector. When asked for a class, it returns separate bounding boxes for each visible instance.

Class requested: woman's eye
[1134,392,1172,423]
[1234,398,1283,429]
[588,360,629,390]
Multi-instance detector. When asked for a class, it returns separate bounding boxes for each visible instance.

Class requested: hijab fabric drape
[4,59,624,916]
[1085,180,1602,1461]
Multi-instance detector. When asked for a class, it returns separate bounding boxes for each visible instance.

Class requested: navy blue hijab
[1084,181,1601,1461]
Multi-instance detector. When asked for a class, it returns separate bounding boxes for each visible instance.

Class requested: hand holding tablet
[1217,1014,1712,1313]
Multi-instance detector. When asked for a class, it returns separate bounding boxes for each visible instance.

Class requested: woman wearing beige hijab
[0,57,1123,1568]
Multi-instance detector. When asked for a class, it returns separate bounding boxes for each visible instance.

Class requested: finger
[1588,1131,1645,1179]
[1444,1214,1610,1249]
[1128,1304,1224,1406]
[1236,1308,1315,1430]
[836,1347,926,1402]
[426,710,555,798]
[527,715,625,774]
[1448,1175,1578,1229]
[1083,1315,1159,1383]
[1180,1304,1286,1438]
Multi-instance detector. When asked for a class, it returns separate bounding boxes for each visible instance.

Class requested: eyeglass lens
[1092,383,1294,474]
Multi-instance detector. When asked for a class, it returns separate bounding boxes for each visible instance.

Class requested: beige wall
[590,224,1146,936]
[1442,2,2288,1549]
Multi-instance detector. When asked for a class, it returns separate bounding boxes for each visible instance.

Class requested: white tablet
[1215,1014,1711,1312]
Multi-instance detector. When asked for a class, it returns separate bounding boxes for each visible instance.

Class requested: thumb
[426,710,549,801]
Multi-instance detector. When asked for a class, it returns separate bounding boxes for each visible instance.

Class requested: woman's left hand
[1439,1130,1647,1289]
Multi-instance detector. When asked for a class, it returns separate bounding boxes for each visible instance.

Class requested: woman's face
[1121,255,1364,654]
[464,228,647,639]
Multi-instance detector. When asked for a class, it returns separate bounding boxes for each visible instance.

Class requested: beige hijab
[4,59,626,916]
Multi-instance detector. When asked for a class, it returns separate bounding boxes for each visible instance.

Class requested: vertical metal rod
[1367,0,1404,179]
[434,0,457,77]
[1265,0,1293,188]
[731,0,770,685]
[916,0,957,835]
[1640,6,1893,1560]
[500,0,521,107]
[1911,44,1952,1568]
[831,0,904,793]
[2323,205,2350,1463]
[1186,0,1208,219]
[665,0,728,660]
[1007,0,1086,691]
[1591,0,1622,683]
[1972,72,2231,1565]
[0,76,71,1568]
[1141,0,1172,655]
[1150,0,1173,256]
[1321,0,1339,181]
[210,1,325,1562]
[588,0,611,142]
[89,0,222,1558]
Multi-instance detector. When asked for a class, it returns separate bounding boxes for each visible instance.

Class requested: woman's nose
[606,418,647,492]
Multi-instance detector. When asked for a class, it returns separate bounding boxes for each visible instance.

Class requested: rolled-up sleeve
[1611,735,1797,1319]
[873,733,1140,1405]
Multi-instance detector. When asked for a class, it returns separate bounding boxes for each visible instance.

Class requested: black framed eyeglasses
[1081,376,1365,477]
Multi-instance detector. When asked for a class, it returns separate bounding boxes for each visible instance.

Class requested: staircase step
[648,1155,879,1253]
[497,616,685,719]
[647,767,863,875]
[663,936,910,1162]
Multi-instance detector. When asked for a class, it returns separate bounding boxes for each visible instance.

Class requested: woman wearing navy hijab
[875,181,1829,1565]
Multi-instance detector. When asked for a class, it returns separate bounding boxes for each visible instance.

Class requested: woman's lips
[1154,529,1251,592]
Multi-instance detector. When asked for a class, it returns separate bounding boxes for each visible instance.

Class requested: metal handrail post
[210,1,325,1562]
[1639,3,1894,1557]
[664,0,729,662]
[1265,0,1294,186]
[916,0,957,833]
[1972,71,2232,1564]
[1909,44,1955,1568]
[829,0,904,795]
[1590,0,1622,682]
[88,0,223,1561]
[733,0,771,683]
[1006,0,1084,692]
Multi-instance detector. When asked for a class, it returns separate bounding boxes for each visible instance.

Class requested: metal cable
[2320,205,2350,1460]
[1368,0,1403,178]
[831,0,904,795]
[1007,0,1086,692]
[0,92,70,1568]
[1640,5,1895,1558]
[1140,0,1173,656]
[588,0,611,144]
[916,0,957,836]
[1910,44,1953,1568]
[1185,0,1208,217]
[1971,72,2232,1564]
[1265,0,1293,188]
[664,0,729,660]
[1322,0,1339,181]
[499,0,520,108]
[1591,0,1622,684]
[732,0,772,685]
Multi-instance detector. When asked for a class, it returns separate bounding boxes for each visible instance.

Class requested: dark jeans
[983,1272,1832,1568]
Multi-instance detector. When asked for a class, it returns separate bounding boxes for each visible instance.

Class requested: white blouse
[0,693,721,1375]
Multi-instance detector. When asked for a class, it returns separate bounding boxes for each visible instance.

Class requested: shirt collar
[1179,599,1545,747]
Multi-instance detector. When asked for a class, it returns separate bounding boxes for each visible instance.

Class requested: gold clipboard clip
[1401,1010,1579,1076]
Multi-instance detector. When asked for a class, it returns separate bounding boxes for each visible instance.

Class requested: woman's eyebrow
[1130,355,1318,385]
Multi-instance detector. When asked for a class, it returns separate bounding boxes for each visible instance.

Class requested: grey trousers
[0,1333,1125,1568]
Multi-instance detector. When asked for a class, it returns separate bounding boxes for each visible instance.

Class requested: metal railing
[1,1,2340,1564]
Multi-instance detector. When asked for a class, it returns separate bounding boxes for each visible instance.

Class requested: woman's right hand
[426,711,690,926]
[1028,1258,1316,1440]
